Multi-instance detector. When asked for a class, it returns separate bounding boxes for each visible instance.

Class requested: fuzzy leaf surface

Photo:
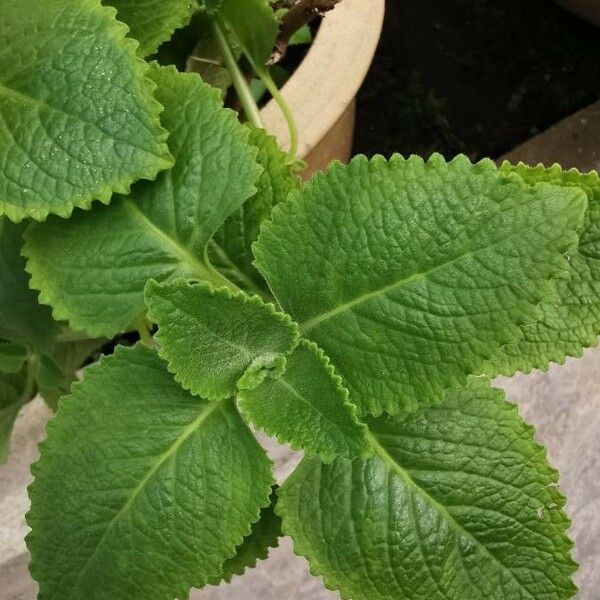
[0,369,27,463]
[254,154,586,416]
[0,0,172,222]
[0,218,59,352]
[27,345,274,600]
[238,340,370,462]
[279,379,576,600]
[211,128,301,292]
[208,486,281,585]
[145,279,299,399]
[105,0,198,57]
[492,163,600,373]
[24,64,260,337]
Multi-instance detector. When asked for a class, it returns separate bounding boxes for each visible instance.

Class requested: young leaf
[0,369,28,464]
[27,345,274,600]
[145,279,300,399]
[0,218,59,352]
[219,0,278,72]
[0,0,172,223]
[24,64,261,337]
[208,486,282,586]
[0,342,27,374]
[211,128,301,292]
[492,163,600,374]
[238,340,370,462]
[105,0,198,57]
[278,379,577,600]
[254,154,587,416]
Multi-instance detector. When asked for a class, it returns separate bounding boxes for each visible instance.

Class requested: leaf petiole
[212,19,264,128]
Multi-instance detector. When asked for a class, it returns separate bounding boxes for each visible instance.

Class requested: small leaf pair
[145,279,370,463]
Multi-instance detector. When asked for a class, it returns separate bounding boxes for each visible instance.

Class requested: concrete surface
[2,102,599,599]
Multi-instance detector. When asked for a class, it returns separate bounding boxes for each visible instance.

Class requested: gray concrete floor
[1,103,599,599]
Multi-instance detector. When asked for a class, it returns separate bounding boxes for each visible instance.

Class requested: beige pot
[261,0,385,178]
[553,0,600,25]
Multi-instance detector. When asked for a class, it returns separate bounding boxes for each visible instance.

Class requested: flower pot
[553,0,600,25]
[260,0,385,178]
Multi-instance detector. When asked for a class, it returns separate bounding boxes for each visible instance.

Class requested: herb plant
[1,1,599,599]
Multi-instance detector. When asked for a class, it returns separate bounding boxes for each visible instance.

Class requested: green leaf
[254,154,587,416]
[105,0,198,57]
[145,279,300,399]
[0,218,59,352]
[0,369,28,464]
[27,344,274,600]
[219,0,278,71]
[211,127,301,292]
[23,64,261,337]
[36,336,105,412]
[199,0,223,13]
[278,378,577,600]
[0,342,27,374]
[0,0,173,222]
[492,162,600,374]
[208,486,281,585]
[238,340,370,462]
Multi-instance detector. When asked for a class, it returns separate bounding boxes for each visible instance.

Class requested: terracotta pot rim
[260,0,385,158]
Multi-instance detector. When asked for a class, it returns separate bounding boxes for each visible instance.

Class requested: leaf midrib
[69,399,224,596]
[299,229,549,333]
[366,430,536,600]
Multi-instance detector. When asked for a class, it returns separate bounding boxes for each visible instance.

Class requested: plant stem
[21,357,37,404]
[212,19,264,128]
[258,68,299,161]
[135,316,155,348]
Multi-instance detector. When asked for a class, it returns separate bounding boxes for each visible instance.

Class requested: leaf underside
[27,345,274,600]
[145,278,300,400]
[278,378,577,600]
[208,486,282,586]
[493,162,600,374]
[104,0,198,57]
[0,0,172,222]
[23,64,261,337]
[254,154,587,416]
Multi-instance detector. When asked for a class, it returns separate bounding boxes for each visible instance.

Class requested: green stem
[212,19,264,128]
[135,316,155,348]
[21,357,37,404]
[257,68,299,161]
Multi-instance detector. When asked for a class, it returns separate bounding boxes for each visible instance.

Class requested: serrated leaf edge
[26,343,275,597]
[145,278,301,400]
[276,382,578,600]
[1,0,174,224]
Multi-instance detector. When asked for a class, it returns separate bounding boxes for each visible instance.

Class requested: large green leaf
[219,0,278,71]
[493,163,600,373]
[254,154,587,416]
[0,0,172,222]
[27,345,274,600]
[279,379,576,600]
[145,279,300,399]
[211,128,301,293]
[24,64,261,337]
[0,218,59,352]
[238,340,370,462]
[0,369,28,463]
[208,486,281,585]
[104,0,198,57]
